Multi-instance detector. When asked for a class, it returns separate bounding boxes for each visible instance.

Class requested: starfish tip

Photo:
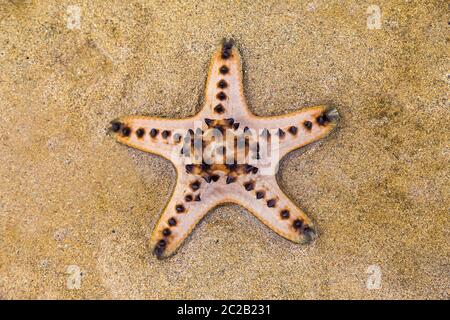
[324,107,340,124]
[300,227,317,245]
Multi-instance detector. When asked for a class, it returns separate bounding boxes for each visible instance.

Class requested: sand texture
[0,0,448,299]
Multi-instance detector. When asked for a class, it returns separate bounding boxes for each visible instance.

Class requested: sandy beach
[0,0,448,299]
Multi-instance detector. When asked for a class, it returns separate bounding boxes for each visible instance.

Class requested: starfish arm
[200,40,250,119]
[150,171,222,258]
[249,106,339,158]
[110,116,195,160]
[230,174,317,244]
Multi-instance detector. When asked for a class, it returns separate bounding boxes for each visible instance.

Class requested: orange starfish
[110,40,339,258]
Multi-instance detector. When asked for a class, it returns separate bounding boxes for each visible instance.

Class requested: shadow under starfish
[110,40,340,259]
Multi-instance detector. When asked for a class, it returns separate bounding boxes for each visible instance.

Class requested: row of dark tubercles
[241,180,307,230]
[184,194,201,202]
[111,113,328,152]
[214,42,232,114]
[243,181,283,216]
[155,179,204,258]
[205,117,240,132]
[110,110,330,141]
[201,121,309,141]
[180,129,196,156]
[110,122,187,144]
[154,215,179,257]
[204,113,328,141]
[186,163,258,185]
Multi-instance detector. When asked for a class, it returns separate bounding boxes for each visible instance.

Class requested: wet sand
[0,0,448,299]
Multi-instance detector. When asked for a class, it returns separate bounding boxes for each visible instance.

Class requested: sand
[0,0,448,299]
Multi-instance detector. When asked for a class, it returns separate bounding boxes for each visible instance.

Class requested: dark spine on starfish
[267,199,276,208]
[217,92,227,100]
[205,118,213,127]
[111,121,121,132]
[244,181,254,191]
[214,104,225,114]
[190,180,201,191]
[218,80,228,88]
[280,210,290,219]
[288,126,298,135]
[176,204,185,213]
[293,219,303,229]
[162,130,171,139]
[226,176,236,184]
[256,191,265,199]
[168,217,177,226]
[225,118,234,126]
[219,65,229,74]
[150,128,159,137]
[136,128,145,138]
[200,162,210,171]
[121,127,131,137]
[185,164,194,173]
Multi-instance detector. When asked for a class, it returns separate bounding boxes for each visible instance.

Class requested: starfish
[110,40,339,258]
